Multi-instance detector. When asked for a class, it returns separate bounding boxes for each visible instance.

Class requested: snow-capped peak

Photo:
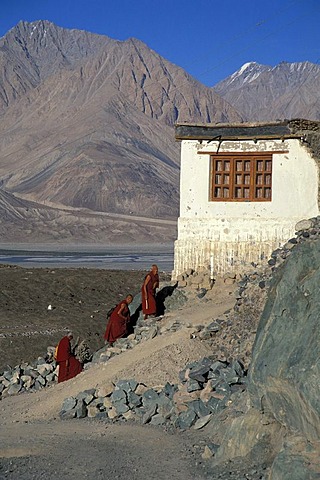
[228,62,270,86]
[237,61,258,75]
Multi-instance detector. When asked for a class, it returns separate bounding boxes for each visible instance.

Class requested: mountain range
[0,21,319,246]
[214,61,320,121]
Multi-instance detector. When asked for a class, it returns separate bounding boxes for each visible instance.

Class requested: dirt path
[0,421,207,480]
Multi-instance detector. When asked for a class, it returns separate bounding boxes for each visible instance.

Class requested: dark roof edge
[175,118,320,140]
[175,119,289,129]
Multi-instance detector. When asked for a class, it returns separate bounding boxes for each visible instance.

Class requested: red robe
[56,336,83,383]
[104,299,131,344]
[141,271,159,315]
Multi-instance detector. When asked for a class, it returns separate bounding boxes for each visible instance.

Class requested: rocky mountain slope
[214,60,320,121]
[1,21,319,246]
[0,21,242,245]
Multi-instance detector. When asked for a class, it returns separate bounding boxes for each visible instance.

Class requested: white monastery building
[173,119,320,278]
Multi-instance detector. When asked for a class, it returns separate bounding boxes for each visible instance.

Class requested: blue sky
[1,0,319,86]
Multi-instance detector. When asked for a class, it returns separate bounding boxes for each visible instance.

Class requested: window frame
[209,153,273,202]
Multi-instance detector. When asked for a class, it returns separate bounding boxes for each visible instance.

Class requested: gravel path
[0,420,207,480]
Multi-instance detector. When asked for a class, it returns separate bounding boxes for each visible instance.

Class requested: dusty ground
[0,421,206,480]
[0,265,239,479]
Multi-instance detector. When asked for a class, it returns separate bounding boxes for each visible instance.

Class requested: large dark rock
[249,239,320,441]
[269,435,320,480]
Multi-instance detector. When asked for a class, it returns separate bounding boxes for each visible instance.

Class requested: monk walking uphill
[55,331,83,383]
[104,294,133,345]
[141,264,159,320]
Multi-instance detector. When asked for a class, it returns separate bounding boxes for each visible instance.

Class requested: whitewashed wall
[173,138,319,277]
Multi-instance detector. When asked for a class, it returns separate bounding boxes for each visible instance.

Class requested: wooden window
[210,154,272,201]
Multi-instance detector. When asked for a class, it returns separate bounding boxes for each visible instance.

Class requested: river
[0,244,174,272]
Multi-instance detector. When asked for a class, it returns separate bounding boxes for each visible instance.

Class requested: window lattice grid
[210,154,272,201]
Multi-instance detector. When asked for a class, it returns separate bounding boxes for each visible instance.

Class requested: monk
[55,331,83,383]
[104,294,133,344]
[141,264,159,320]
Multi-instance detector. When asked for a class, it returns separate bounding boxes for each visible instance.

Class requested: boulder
[193,414,213,430]
[114,401,129,415]
[175,410,197,430]
[142,404,157,424]
[107,407,118,420]
[269,435,320,480]
[150,414,166,426]
[8,383,22,395]
[87,405,99,418]
[212,408,283,465]
[127,391,142,409]
[37,364,52,376]
[122,410,136,421]
[61,396,77,412]
[135,383,148,396]
[96,383,114,398]
[201,445,214,459]
[249,240,320,441]
[75,400,87,419]
[103,397,112,409]
[295,219,314,231]
[111,388,126,403]
[116,379,138,393]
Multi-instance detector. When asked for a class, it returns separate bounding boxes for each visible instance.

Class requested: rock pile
[0,340,91,400]
[225,278,269,363]
[60,356,247,432]
[267,216,320,270]
[176,267,214,289]
[0,347,57,399]
[185,275,269,371]
[75,339,92,363]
